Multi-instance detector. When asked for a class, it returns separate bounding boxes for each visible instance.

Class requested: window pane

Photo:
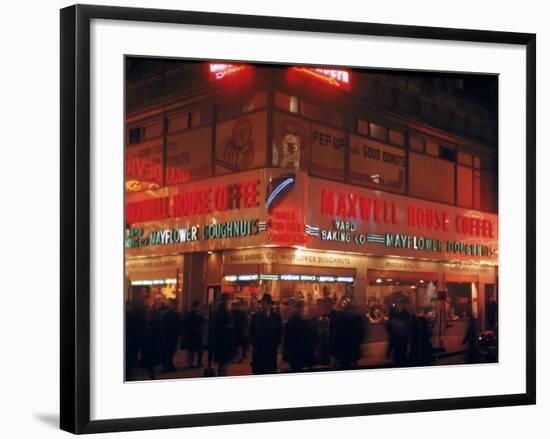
[357,119,369,136]
[128,127,143,144]
[457,165,473,208]
[440,145,456,162]
[242,91,267,113]
[409,136,424,152]
[481,172,496,212]
[425,140,439,156]
[168,113,188,133]
[274,92,298,113]
[217,101,241,121]
[144,121,163,140]
[190,110,201,128]
[409,152,455,204]
[458,151,473,166]
[389,129,405,146]
[369,123,387,141]
[473,170,481,210]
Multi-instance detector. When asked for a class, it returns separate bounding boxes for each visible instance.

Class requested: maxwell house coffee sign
[125,168,269,255]
[306,176,498,262]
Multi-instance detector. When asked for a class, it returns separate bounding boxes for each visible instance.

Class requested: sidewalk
[127,340,468,381]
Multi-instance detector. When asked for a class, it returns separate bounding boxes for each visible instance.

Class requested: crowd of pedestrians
[125,291,492,379]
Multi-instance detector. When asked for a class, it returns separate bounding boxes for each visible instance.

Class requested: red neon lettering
[407,206,416,227]
[374,199,383,223]
[293,67,351,90]
[209,63,247,80]
[250,180,260,207]
[348,194,358,218]
[336,193,348,217]
[455,215,494,238]
[126,198,169,224]
[213,186,228,211]
[360,197,373,221]
[321,190,335,215]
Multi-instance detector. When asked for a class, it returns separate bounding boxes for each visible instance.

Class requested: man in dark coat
[213,294,236,376]
[232,300,250,362]
[331,298,364,370]
[283,300,317,372]
[249,293,282,374]
[139,304,163,380]
[125,299,146,380]
[388,298,411,366]
[182,300,205,368]
[160,301,181,372]
[486,296,498,331]
[418,307,433,365]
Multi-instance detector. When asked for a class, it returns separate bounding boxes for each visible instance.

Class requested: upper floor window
[275,92,299,113]
[369,123,387,142]
[128,127,144,144]
[242,91,267,113]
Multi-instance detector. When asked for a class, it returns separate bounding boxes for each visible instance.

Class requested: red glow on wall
[293,67,351,90]
[209,63,248,80]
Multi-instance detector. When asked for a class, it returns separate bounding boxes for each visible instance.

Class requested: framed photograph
[60,4,536,434]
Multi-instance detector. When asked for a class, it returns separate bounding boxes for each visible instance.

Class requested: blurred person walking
[284,300,317,372]
[486,296,498,331]
[213,293,236,376]
[249,294,282,374]
[125,298,146,379]
[182,300,205,368]
[331,297,364,370]
[232,300,250,362]
[388,298,411,366]
[160,301,181,372]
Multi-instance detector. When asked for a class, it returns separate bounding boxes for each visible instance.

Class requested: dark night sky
[126,57,498,123]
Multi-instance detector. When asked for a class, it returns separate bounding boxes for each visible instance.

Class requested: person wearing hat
[249,293,282,374]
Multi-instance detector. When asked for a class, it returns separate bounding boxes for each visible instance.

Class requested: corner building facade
[124,61,498,348]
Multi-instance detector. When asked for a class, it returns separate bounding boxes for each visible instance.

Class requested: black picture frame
[60,4,536,434]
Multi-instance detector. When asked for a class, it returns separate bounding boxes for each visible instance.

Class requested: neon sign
[209,63,248,80]
[225,273,355,283]
[320,189,399,224]
[265,173,296,211]
[125,179,260,224]
[224,274,259,282]
[267,208,308,246]
[293,67,351,90]
[124,219,263,248]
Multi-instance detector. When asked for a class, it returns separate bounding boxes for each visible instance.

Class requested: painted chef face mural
[273,117,308,171]
[218,118,255,171]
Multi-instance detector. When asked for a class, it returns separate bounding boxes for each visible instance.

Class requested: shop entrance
[367,270,438,321]
[221,264,356,319]
[128,278,180,309]
[125,255,184,309]
[445,282,474,319]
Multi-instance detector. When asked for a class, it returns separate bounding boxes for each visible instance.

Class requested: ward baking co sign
[308,189,497,258]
